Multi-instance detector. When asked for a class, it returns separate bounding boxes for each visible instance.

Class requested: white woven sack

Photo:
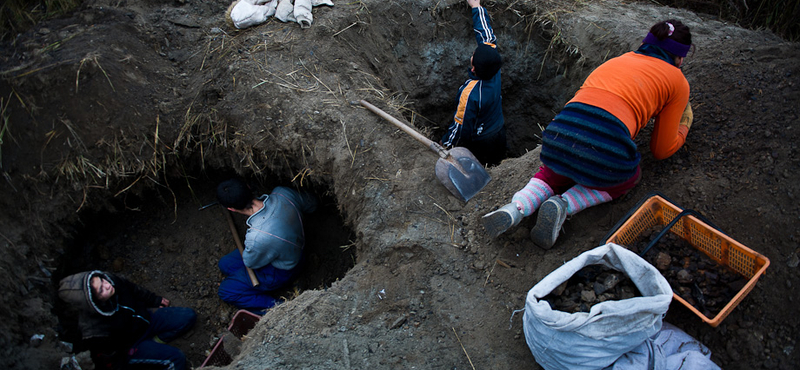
[611,322,721,370]
[523,243,673,370]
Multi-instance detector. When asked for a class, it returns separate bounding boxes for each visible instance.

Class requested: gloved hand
[679,102,693,130]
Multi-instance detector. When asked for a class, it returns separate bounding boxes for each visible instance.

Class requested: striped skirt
[540,102,640,188]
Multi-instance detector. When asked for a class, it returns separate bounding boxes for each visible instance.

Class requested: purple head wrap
[642,32,690,57]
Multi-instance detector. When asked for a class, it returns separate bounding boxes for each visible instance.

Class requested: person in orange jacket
[483,19,695,249]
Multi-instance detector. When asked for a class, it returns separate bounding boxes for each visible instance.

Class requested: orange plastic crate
[606,194,770,327]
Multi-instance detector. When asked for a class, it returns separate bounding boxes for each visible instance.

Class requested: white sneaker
[481,203,523,238]
[530,196,568,249]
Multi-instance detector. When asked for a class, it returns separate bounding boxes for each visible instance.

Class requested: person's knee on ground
[218,249,246,276]
[218,276,279,311]
[146,306,197,349]
[530,185,612,249]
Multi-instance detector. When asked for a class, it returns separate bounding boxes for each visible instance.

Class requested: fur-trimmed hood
[58,270,118,316]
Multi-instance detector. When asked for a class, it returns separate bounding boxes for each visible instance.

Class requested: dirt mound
[0,0,799,369]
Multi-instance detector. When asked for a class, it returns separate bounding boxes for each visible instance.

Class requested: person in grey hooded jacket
[58,270,196,370]
[216,177,318,312]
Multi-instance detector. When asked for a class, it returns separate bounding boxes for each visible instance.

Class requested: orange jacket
[568,52,690,159]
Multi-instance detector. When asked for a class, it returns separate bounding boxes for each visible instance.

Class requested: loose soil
[1,0,799,369]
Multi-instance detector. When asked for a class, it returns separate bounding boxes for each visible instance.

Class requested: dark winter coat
[58,270,163,369]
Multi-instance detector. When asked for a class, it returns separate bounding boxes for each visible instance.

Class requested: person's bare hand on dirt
[467,0,481,9]
[160,297,171,307]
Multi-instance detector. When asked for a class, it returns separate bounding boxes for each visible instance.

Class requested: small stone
[787,253,799,268]
[603,273,621,291]
[30,334,44,347]
[677,269,693,284]
[655,252,671,270]
[580,290,596,303]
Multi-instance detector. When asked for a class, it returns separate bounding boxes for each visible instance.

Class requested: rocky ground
[0,0,799,369]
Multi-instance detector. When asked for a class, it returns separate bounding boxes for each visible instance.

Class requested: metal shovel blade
[434,147,491,202]
[357,99,491,202]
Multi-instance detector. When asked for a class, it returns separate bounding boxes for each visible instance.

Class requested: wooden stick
[225,209,260,287]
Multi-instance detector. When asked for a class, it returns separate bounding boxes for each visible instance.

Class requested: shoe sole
[530,200,566,249]
[482,210,513,238]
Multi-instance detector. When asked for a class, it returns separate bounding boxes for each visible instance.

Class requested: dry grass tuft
[0,0,82,41]
[76,52,116,93]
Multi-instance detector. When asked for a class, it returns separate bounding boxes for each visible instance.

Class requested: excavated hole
[52,170,356,366]
[47,10,583,368]
[393,10,581,160]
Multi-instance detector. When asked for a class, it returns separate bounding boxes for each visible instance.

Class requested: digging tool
[224,209,260,287]
[359,100,491,202]
[198,201,219,211]
[200,201,259,287]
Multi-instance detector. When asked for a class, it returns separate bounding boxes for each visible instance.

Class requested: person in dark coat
[58,270,196,370]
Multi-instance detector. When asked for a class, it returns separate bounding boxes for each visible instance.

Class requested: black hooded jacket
[58,271,163,369]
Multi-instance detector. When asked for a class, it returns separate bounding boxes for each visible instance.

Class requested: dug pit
[51,173,356,366]
[1,1,799,369]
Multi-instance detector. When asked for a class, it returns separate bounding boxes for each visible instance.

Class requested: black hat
[216,178,253,210]
[472,44,502,80]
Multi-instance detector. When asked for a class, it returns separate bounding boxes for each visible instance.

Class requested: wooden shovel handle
[225,209,260,287]
[360,100,447,157]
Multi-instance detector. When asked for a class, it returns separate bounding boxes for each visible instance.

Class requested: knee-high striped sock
[512,178,554,216]
[561,185,612,216]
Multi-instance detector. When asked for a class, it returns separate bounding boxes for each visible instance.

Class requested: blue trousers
[218,250,299,310]
[129,306,196,370]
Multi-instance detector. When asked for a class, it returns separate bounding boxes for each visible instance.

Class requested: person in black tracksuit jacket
[441,0,507,166]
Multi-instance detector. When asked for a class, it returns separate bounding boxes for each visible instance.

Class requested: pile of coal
[629,227,746,317]
[542,264,641,313]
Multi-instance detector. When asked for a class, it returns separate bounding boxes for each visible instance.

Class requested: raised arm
[469,0,496,47]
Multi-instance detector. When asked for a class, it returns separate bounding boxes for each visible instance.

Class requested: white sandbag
[275,0,296,23]
[609,322,721,370]
[294,0,313,28]
[523,243,673,370]
[228,0,277,29]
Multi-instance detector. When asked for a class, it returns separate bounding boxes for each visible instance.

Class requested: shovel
[199,201,259,287]
[359,100,491,202]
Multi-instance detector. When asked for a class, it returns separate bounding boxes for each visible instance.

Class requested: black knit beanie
[472,44,502,80]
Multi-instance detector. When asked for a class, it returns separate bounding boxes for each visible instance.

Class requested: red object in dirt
[199,310,262,368]
[606,193,770,327]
